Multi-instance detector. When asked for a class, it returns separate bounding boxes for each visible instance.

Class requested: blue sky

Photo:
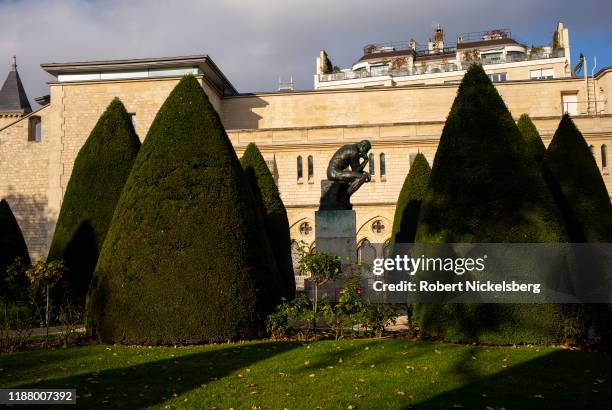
[0,0,610,105]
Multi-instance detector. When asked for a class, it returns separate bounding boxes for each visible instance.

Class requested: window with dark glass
[602,145,607,168]
[297,156,303,179]
[369,153,375,176]
[308,155,314,180]
[379,153,386,177]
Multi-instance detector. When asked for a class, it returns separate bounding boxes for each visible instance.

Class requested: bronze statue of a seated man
[327,140,372,195]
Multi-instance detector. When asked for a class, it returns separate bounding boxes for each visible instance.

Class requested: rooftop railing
[362,41,458,56]
[457,29,514,43]
[319,49,565,83]
[362,29,524,57]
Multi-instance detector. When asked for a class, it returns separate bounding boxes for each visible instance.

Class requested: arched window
[357,239,376,265]
[601,145,607,168]
[368,153,375,176]
[308,155,314,180]
[297,156,303,180]
[291,241,302,273]
[383,240,392,258]
[379,153,386,177]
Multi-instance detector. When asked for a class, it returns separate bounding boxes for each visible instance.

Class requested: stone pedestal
[315,209,356,265]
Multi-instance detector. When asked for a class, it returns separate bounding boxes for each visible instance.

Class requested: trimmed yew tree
[47,98,140,303]
[545,114,612,243]
[518,113,546,165]
[0,199,30,274]
[414,64,570,344]
[545,115,612,350]
[87,76,282,344]
[240,143,295,301]
[391,153,430,243]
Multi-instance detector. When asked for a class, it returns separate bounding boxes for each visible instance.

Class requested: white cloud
[0,0,609,106]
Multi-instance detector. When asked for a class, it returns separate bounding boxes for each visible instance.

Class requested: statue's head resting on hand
[357,140,372,158]
[323,139,373,208]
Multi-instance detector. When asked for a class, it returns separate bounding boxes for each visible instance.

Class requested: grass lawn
[0,339,610,409]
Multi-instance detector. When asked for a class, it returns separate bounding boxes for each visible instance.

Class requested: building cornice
[226,114,612,134]
[41,54,237,96]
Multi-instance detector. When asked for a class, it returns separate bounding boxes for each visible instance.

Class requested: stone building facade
[1,23,611,264]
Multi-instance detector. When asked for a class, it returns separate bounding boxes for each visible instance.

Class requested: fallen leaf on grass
[246,383,257,388]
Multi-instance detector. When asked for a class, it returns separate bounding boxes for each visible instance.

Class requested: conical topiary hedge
[413,64,570,344]
[87,76,282,344]
[0,199,30,274]
[416,65,567,243]
[391,153,430,243]
[517,113,546,165]
[545,114,612,243]
[240,143,295,301]
[47,98,140,303]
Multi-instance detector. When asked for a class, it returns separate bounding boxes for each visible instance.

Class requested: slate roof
[0,58,32,114]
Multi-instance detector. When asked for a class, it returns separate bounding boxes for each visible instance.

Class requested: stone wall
[1,71,612,261]
[0,106,53,260]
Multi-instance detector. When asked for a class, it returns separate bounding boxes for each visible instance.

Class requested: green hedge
[87,76,282,344]
[391,153,430,243]
[240,143,295,300]
[0,199,30,275]
[517,113,546,165]
[47,98,140,304]
[415,65,566,243]
[413,65,571,344]
[545,115,612,350]
[545,114,612,243]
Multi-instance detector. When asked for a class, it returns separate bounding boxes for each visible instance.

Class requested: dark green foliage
[47,98,140,304]
[416,65,567,243]
[0,199,30,306]
[391,153,430,243]
[240,143,295,300]
[413,65,570,344]
[0,199,30,275]
[517,114,546,165]
[545,115,612,350]
[87,76,282,344]
[545,114,612,243]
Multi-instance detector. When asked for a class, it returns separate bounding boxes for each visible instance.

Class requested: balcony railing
[457,29,514,43]
[562,100,607,116]
[363,41,457,57]
[319,50,565,83]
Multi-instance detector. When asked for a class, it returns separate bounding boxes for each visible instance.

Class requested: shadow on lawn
[15,341,301,409]
[407,349,612,410]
